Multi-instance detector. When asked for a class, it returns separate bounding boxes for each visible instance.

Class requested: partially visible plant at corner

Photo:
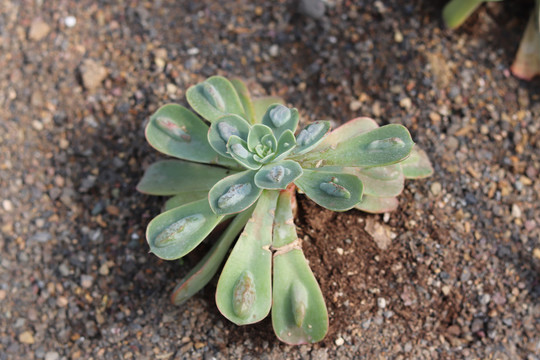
[137,76,433,344]
[443,0,540,80]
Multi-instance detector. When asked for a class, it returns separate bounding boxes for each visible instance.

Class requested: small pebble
[269,44,279,57]
[45,351,60,360]
[399,97,412,109]
[377,297,387,309]
[336,247,344,255]
[511,204,521,218]
[430,182,442,196]
[18,331,35,344]
[81,275,94,288]
[29,18,50,41]
[335,337,344,346]
[2,199,13,211]
[394,30,403,43]
[349,100,362,111]
[64,16,77,28]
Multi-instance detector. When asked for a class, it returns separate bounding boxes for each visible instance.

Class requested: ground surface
[0,0,539,359]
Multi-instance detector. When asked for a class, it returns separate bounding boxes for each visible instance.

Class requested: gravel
[0,0,538,359]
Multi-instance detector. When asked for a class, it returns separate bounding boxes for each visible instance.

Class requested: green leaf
[164,191,210,211]
[208,171,262,215]
[442,0,499,29]
[271,189,328,343]
[171,208,253,306]
[254,160,303,190]
[247,124,277,152]
[347,164,404,197]
[262,104,300,139]
[186,76,246,123]
[315,117,379,151]
[146,199,223,260]
[292,124,414,168]
[226,136,261,170]
[272,249,328,344]
[208,115,252,158]
[231,78,256,124]
[145,104,233,166]
[292,121,331,155]
[294,169,363,211]
[253,97,285,124]
[273,130,297,161]
[355,195,399,214]
[216,190,279,325]
[400,145,434,179]
[137,159,235,195]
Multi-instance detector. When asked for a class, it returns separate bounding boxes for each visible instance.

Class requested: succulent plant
[443,0,540,81]
[137,76,433,344]
[511,0,540,80]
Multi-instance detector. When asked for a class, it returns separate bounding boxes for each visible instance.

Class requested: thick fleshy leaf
[137,159,235,195]
[164,191,210,211]
[186,76,246,123]
[294,169,363,211]
[442,0,485,29]
[271,190,328,344]
[254,160,303,190]
[292,124,414,168]
[511,3,540,81]
[274,130,297,161]
[400,146,434,179]
[315,117,379,151]
[231,78,256,124]
[208,115,252,158]
[208,171,262,215]
[272,249,328,345]
[247,124,277,152]
[171,208,253,305]
[253,97,285,124]
[226,136,261,170]
[145,104,232,166]
[346,164,404,197]
[292,121,331,155]
[216,190,279,325]
[146,199,223,260]
[262,104,300,139]
[355,195,399,214]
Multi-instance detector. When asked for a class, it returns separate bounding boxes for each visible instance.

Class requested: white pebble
[335,337,344,346]
[64,16,77,28]
[269,44,279,57]
[2,199,13,212]
[187,47,199,55]
[377,297,387,309]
